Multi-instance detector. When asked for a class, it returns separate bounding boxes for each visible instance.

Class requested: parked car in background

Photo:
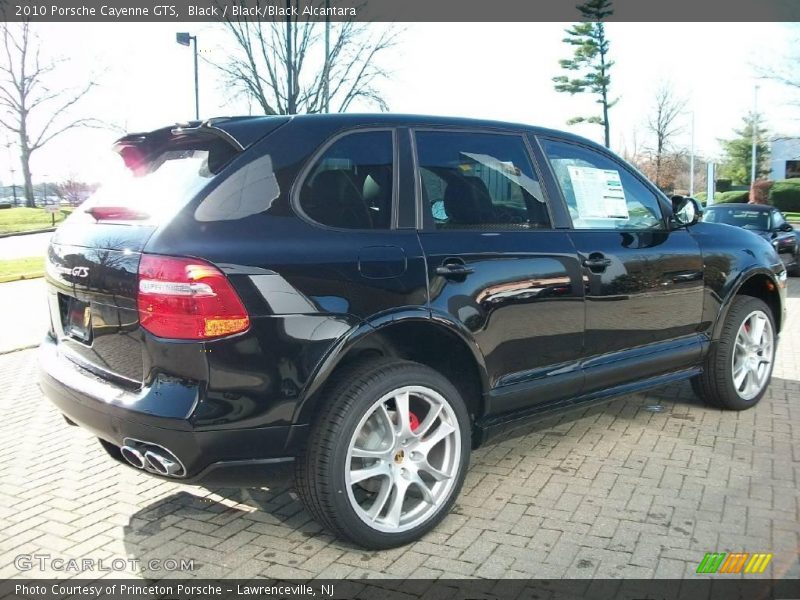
[40,115,786,548]
[701,203,800,276]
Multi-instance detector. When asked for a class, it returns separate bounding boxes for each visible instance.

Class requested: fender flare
[710,265,782,341]
[292,307,490,424]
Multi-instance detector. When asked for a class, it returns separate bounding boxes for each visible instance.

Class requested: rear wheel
[295,359,470,548]
[692,296,776,410]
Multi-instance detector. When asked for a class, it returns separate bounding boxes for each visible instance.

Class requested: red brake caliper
[409,411,420,433]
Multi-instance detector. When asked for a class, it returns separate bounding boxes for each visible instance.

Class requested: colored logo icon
[696,552,773,574]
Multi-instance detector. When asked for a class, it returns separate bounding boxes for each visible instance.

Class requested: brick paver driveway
[0,282,798,580]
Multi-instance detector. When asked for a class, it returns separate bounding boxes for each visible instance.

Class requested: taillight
[137,255,249,340]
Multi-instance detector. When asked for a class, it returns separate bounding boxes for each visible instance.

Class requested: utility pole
[324,0,330,113]
[286,1,295,114]
[750,84,759,184]
[689,112,695,197]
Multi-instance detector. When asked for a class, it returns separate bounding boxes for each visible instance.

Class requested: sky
[2,21,799,185]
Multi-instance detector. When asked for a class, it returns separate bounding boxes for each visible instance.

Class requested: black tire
[692,296,776,410]
[294,358,471,549]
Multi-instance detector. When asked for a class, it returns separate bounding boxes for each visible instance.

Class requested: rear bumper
[38,336,302,486]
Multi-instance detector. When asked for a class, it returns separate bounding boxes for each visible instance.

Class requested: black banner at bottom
[2,579,799,600]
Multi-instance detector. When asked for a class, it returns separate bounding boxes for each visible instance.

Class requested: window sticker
[566,165,628,219]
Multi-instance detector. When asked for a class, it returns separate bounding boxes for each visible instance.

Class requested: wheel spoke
[411,473,435,505]
[366,477,393,520]
[751,315,766,346]
[384,478,410,527]
[351,446,391,460]
[349,462,390,485]
[376,404,396,443]
[394,390,412,437]
[733,363,747,390]
[417,457,452,481]
[418,421,456,454]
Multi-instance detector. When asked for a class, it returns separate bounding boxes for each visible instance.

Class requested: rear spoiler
[113,116,290,173]
[112,120,244,173]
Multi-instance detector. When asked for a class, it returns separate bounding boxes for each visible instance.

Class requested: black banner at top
[1,0,800,22]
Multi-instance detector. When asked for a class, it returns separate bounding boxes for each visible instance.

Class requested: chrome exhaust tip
[120,445,145,469]
[144,450,181,476]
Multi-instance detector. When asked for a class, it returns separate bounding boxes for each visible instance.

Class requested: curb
[0,272,45,284]
[0,227,56,239]
[0,343,38,356]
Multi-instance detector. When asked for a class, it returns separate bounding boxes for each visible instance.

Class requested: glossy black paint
[39,114,787,483]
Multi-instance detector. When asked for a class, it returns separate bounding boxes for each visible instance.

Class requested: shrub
[694,192,707,204]
[770,179,800,213]
[0,203,11,210]
[714,190,750,204]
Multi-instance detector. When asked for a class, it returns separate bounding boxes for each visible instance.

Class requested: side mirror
[779,222,794,232]
[671,195,701,228]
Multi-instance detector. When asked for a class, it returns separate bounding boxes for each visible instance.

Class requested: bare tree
[0,22,98,207]
[645,83,688,189]
[757,29,800,105]
[214,2,399,115]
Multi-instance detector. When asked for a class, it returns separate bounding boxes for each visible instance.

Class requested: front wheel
[295,359,470,548]
[692,296,776,410]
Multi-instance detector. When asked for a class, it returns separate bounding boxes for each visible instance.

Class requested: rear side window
[415,130,549,230]
[298,130,394,230]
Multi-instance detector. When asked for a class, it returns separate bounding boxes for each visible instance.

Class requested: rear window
[702,207,769,231]
[76,137,238,223]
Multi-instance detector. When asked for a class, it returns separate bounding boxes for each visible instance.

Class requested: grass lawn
[0,256,45,283]
[783,212,800,222]
[0,206,73,234]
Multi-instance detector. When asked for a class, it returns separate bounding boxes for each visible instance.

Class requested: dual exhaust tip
[120,440,185,477]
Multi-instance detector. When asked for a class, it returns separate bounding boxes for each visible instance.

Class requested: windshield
[76,137,238,223]
[701,207,769,231]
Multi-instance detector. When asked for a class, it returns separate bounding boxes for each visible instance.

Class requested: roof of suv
[170,113,604,151]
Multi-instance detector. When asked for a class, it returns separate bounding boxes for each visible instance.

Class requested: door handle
[435,263,474,278]
[582,255,612,270]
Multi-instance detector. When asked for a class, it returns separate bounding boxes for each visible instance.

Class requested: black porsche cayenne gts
[40,114,786,548]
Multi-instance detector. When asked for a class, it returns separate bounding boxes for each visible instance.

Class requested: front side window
[415,131,550,230]
[298,130,394,230]
[542,139,664,231]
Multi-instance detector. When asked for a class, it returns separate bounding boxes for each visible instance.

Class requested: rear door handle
[435,264,474,278]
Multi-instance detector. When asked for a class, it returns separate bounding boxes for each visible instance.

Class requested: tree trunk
[20,145,34,208]
[598,33,610,148]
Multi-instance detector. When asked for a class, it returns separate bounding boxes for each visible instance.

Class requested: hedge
[770,179,800,213]
[714,190,750,204]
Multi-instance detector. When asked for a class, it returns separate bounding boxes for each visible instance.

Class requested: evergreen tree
[553,0,616,148]
[718,112,770,185]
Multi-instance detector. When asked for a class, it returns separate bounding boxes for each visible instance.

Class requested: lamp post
[176,32,200,120]
[750,84,759,185]
[324,0,330,112]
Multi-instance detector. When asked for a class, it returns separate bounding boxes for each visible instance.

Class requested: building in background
[771,137,800,180]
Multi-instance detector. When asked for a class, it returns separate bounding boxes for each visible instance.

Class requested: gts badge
[55,265,89,278]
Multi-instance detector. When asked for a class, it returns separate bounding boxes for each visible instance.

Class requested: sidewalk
[0,278,47,354]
